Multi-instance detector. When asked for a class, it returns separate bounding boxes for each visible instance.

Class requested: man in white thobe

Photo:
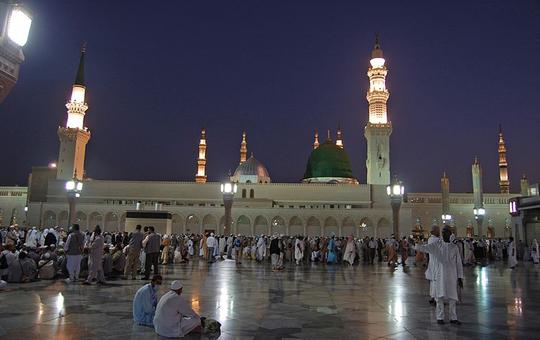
[206,233,217,263]
[416,226,463,325]
[425,225,440,305]
[508,237,518,269]
[133,275,162,326]
[154,280,201,337]
[256,236,266,262]
[294,237,304,265]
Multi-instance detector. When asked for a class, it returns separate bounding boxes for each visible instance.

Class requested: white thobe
[343,240,356,264]
[416,240,463,301]
[294,239,304,262]
[154,291,201,338]
[257,238,266,260]
[508,241,518,268]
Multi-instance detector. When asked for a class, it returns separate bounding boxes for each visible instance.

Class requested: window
[250,189,255,198]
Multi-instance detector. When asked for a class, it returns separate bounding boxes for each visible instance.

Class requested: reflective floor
[1,259,539,339]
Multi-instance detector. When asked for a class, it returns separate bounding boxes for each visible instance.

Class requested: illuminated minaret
[472,157,485,237]
[240,131,247,164]
[336,126,344,148]
[195,128,207,183]
[498,125,510,194]
[364,35,392,185]
[57,44,91,181]
[313,130,319,149]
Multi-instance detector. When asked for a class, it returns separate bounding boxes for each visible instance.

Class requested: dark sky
[2,0,539,193]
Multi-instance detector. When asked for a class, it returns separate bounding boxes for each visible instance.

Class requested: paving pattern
[0,259,538,339]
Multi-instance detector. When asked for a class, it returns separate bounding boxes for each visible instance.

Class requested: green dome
[303,140,356,183]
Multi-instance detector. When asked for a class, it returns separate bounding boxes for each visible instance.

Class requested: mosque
[0,39,532,240]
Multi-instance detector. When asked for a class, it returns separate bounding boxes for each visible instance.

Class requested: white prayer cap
[210,233,214,236]
[170,280,183,290]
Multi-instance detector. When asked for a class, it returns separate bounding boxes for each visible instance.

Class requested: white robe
[154,291,201,338]
[424,235,439,280]
[25,229,39,248]
[416,240,463,301]
[532,241,539,264]
[294,239,304,261]
[256,238,266,260]
[343,240,356,265]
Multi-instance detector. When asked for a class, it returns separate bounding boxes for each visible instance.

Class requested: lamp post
[386,176,404,238]
[473,207,485,238]
[220,181,237,235]
[0,3,32,103]
[65,177,83,228]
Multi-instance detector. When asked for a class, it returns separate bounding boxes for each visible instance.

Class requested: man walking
[142,226,161,280]
[425,225,440,305]
[125,225,144,279]
[64,224,85,283]
[83,225,106,285]
[416,225,464,325]
[206,233,217,263]
[368,237,377,264]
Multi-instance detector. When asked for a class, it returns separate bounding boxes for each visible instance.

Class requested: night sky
[2,0,539,193]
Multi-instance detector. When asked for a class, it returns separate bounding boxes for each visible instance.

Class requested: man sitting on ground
[154,280,202,337]
[133,274,162,327]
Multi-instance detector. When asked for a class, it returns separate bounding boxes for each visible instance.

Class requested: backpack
[0,254,8,269]
[234,238,241,247]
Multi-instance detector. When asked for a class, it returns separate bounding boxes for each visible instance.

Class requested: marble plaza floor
[0,259,539,340]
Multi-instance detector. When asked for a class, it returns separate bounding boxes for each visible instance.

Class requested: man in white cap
[154,280,202,337]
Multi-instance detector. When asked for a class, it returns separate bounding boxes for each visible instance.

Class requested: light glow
[49,162,57,169]
[70,86,86,103]
[65,180,75,191]
[370,57,385,68]
[7,8,32,47]
[76,182,83,191]
[66,113,84,129]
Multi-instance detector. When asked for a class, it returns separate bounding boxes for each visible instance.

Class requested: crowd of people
[1,222,538,326]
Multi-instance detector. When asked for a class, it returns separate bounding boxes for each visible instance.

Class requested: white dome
[231,155,271,184]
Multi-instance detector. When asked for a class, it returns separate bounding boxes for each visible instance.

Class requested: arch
[250,189,255,198]
[43,210,57,228]
[58,211,69,228]
[359,217,373,237]
[466,224,474,238]
[487,226,495,239]
[219,216,227,235]
[185,214,200,234]
[271,216,286,236]
[0,208,3,225]
[104,212,119,232]
[76,211,87,229]
[289,216,303,236]
[376,217,391,238]
[254,215,268,236]
[323,217,338,236]
[306,216,321,236]
[202,214,218,234]
[342,216,356,237]
[237,215,251,236]
[171,214,184,235]
[89,212,103,230]
[119,213,127,232]
[241,189,247,198]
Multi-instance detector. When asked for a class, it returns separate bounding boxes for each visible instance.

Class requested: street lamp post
[473,207,485,238]
[387,176,404,238]
[220,181,237,235]
[65,177,83,228]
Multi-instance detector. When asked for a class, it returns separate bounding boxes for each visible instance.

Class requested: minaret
[240,131,247,164]
[472,157,485,237]
[57,44,91,181]
[441,172,451,222]
[520,175,529,196]
[195,128,207,183]
[313,130,319,149]
[336,126,344,148]
[364,35,392,185]
[498,125,510,194]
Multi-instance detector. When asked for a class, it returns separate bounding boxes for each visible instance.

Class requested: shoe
[450,320,461,325]
[437,320,445,324]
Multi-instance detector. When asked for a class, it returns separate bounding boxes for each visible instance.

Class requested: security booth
[125,210,172,235]
[510,195,540,245]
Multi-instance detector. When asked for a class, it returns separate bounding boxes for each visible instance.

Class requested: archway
[306,217,321,236]
[171,214,184,235]
[104,212,119,232]
[376,217,391,238]
[186,214,200,234]
[202,214,218,234]
[487,226,495,239]
[76,211,87,229]
[119,213,127,232]
[254,215,268,236]
[88,212,103,230]
[359,217,373,237]
[43,211,56,228]
[324,217,338,236]
[342,217,356,237]
[289,216,303,236]
[271,216,286,236]
[58,211,69,228]
[236,215,251,236]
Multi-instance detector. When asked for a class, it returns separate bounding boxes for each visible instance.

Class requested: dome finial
[313,129,320,149]
[74,42,86,86]
[371,33,384,59]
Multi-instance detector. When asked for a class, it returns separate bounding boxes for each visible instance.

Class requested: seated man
[38,253,56,279]
[154,280,202,337]
[111,244,126,276]
[133,275,162,326]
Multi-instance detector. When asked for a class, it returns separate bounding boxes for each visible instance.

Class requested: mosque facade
[0,39,528,240]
